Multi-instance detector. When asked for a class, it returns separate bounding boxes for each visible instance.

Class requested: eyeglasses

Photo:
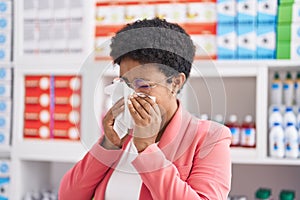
[113,75,173,90]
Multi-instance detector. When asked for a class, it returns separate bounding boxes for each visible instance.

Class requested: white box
[0,83,10,97]
[256,24,276,59]
[37,0,52,21]
[191,34,217,58]
[217,0,236,24]
[237,23,256,59]
[0,32,10,48]
[257,0,277,23]
[0,177,9,199]
[293,4,300,23]
[291,42,300,59]
[0,1,12,15]
[53,0,68,20]
[0,68,11,81]
[51,22,67,53]
[23,23,38,54]
[68,0,83,18]
[0,100,11,113]
[217,24,237,59]
[68,22,83,53]
[156,3,186,23]
[0,17,11,31]
[0,49,10,62]
[96,5,124,25]
[95,36,111,58]
[186,3,217,23]
[38,23,52,54]
[0,160,10,177]
[23,0,37,20]
[291,23,300,43]
[124,5,143,23]
[0,114,10,131]
[237,0,257,24]
[141,4,156,20]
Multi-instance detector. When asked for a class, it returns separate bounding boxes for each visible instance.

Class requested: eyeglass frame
[112,75,174,90]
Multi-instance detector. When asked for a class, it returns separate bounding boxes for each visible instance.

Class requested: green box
[276,41,291,59]
[278,4,293,23]
[277,23,291,41]
[279,0,295,4]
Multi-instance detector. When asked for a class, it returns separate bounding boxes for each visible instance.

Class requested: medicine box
[0,160,10,177]
[186,3,217,23]
[278,3,300,23]
[276,41,290,59]
[217,24,237,59]
[237,0,257,24]
[0,129,9,146]
[291,23,300,43]
[217,0,236,24]
[277,23,291,41]
[156,3,186,23]
[256,24,276,59]
[0,177,9,200]
[257,0,278,23]
[0,100,11,114]
[291,42,300,59]
[0,68,11,81]
[191,34,217,59]
[0,1,12,15]
[237,23,256,59]
[0,32,11,48]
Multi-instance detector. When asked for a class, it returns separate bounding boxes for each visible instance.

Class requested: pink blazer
[59,103,232,200]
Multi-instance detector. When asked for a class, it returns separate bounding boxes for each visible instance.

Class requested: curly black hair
[110,18,195,80]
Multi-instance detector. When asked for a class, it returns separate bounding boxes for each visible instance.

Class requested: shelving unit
[2,0,300,199]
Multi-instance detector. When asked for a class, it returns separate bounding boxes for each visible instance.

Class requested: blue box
[257,0,278,24]
[0,177,9,200]
[256,24,276,59]
[237,23,256,59]
[217,0,236,24]
[237,0,257,24]
[217,24,237,59]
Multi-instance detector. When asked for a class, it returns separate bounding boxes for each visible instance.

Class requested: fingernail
[128,99,132,104]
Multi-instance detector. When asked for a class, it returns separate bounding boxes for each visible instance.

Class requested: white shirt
[105,139,142,200]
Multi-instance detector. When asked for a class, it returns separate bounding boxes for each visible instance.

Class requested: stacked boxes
[237,0,257,59]
[277,1,300,59]
[217,0,277,59]
[95,1,217,60]
[24,75,81,140]
[257,0,277,59]
[23,0,84,55]
[0,67,11,147]
[0,0,12,62]
[217,0,237,59]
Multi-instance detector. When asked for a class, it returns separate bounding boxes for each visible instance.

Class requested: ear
[174,73,186,89]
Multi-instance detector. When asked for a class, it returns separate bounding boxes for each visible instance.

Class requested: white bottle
[285,122,299,159]
[283,106,296,128]
[268,106,283,129]
[296,107,300,130]
[269,122,285,158]
[213,114,224,124]
[270,71,282,105]
[283,71,294,106]
[295,71,300,105]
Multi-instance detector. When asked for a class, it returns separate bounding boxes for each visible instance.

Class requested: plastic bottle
[283,71,294,106]
[268,106,283,129]
[285,122,299,159]
[213,114,224,124]
[269,122,285,158]
[279,190,295,200]
[240,115,256,147]
[294,71,300,106]
[270,71,282,105]
[255,188,272,200]
[283,106,296,129]
[225,114,241,147]
[295,107,300,130]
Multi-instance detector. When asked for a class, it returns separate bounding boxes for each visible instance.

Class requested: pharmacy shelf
[12,140,87,163]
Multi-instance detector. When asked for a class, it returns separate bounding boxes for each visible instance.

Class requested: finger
[111,98,125,118]
[134,96,152,115]
[127,97,143,120]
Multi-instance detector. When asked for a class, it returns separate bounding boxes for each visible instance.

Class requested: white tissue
[104,81,157,139]
[104,81,135,138]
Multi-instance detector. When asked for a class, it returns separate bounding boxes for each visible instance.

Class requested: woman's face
[119,57,176,114]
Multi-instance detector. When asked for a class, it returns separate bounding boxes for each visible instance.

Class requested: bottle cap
[286,107,293,112]
[255,188,271,199]
[272,107,280,112]
[273,122,280,126]
[229,115,237,122]
[200,114,208,120]
[244,115,253,123]
[280,190,295,200]
[274,72,280,79]
[297,72,300,79]
[286,71,292,79]
[287,122,294,127]
[214,114,223,123]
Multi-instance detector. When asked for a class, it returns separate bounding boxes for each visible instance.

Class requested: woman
[59,18,232,200]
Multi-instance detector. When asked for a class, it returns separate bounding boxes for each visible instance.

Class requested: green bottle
[255,188,272,200]
[280,190,295,200]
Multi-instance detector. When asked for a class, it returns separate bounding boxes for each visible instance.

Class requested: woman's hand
[128,94,162,153]
[101,98,128,149]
